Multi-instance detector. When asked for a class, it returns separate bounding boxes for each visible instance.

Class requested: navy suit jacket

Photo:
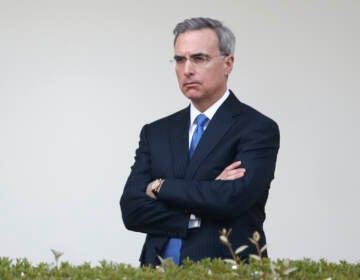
[120,91,280,266]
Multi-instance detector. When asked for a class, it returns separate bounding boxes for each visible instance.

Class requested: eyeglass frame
[170,52,229,67]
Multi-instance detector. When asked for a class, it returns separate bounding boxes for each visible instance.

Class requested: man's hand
[146,181,157,199]
[145,161,245,199]
[216,161,246,180]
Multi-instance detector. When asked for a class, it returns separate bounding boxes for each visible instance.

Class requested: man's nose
[183,59,195,76]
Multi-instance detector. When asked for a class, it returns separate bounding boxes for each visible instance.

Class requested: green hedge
[1,257,359,279]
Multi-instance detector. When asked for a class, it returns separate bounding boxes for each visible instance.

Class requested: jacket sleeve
[120,125,189,238]
[157,120,280,219]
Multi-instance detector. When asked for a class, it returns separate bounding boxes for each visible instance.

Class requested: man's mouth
[183,81,200,87]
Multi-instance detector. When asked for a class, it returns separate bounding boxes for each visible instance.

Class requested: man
[120,17,280,266]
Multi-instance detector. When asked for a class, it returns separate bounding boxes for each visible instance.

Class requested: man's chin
[182,88,203,100]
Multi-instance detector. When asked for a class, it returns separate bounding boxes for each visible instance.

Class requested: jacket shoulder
[145,106,189,129]
[235,98,278,129]
[223,91,278,129]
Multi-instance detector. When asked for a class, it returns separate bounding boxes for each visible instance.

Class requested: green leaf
[235,245,248,255]
[252,231,260,242]
[219,235,229,245]
[249,254,261,261]
[223,259,237,265]
[283,267,298,275]
[50,249,63,259]
[248,237,257,245]
[260,244,267,253]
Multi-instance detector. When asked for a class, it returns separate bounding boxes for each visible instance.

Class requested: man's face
[174,28,233,111]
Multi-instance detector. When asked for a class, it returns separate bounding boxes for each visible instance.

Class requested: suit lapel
[169,107,190,179]
[185,92,243,179]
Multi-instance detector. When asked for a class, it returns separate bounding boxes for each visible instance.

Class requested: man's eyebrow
[190,53,207,56]
[174,52,208,57]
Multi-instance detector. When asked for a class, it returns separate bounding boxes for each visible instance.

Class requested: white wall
[1,0,359,266]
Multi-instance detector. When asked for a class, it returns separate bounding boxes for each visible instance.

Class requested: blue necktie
[189,114,209,158]
[162,114,208,265]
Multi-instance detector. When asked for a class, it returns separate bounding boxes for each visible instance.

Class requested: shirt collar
[190,89,230,126]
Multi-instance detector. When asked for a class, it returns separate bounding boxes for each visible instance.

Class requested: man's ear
[224,55,234,77]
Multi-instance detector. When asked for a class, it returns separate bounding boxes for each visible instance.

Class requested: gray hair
[173,17,236,55]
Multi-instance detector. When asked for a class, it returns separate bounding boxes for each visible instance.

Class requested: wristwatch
[151,179,164,197]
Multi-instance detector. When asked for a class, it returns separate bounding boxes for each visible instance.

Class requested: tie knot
[195,114,208,128]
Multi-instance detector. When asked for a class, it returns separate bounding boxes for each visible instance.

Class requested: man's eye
[192,55,207,64]
[174,56,186,64]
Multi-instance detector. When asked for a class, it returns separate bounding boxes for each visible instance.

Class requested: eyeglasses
[170,53,226,67]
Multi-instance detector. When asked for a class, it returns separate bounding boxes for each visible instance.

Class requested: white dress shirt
[187,89,230,228]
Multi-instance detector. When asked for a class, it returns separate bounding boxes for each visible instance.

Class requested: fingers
[224,161,242,171]
[227,168,246,177]
[216,160,246,180]
[218,168,246,180]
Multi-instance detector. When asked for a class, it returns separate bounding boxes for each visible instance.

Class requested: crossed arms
[120,119,279,237]
[145,161,246,199]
